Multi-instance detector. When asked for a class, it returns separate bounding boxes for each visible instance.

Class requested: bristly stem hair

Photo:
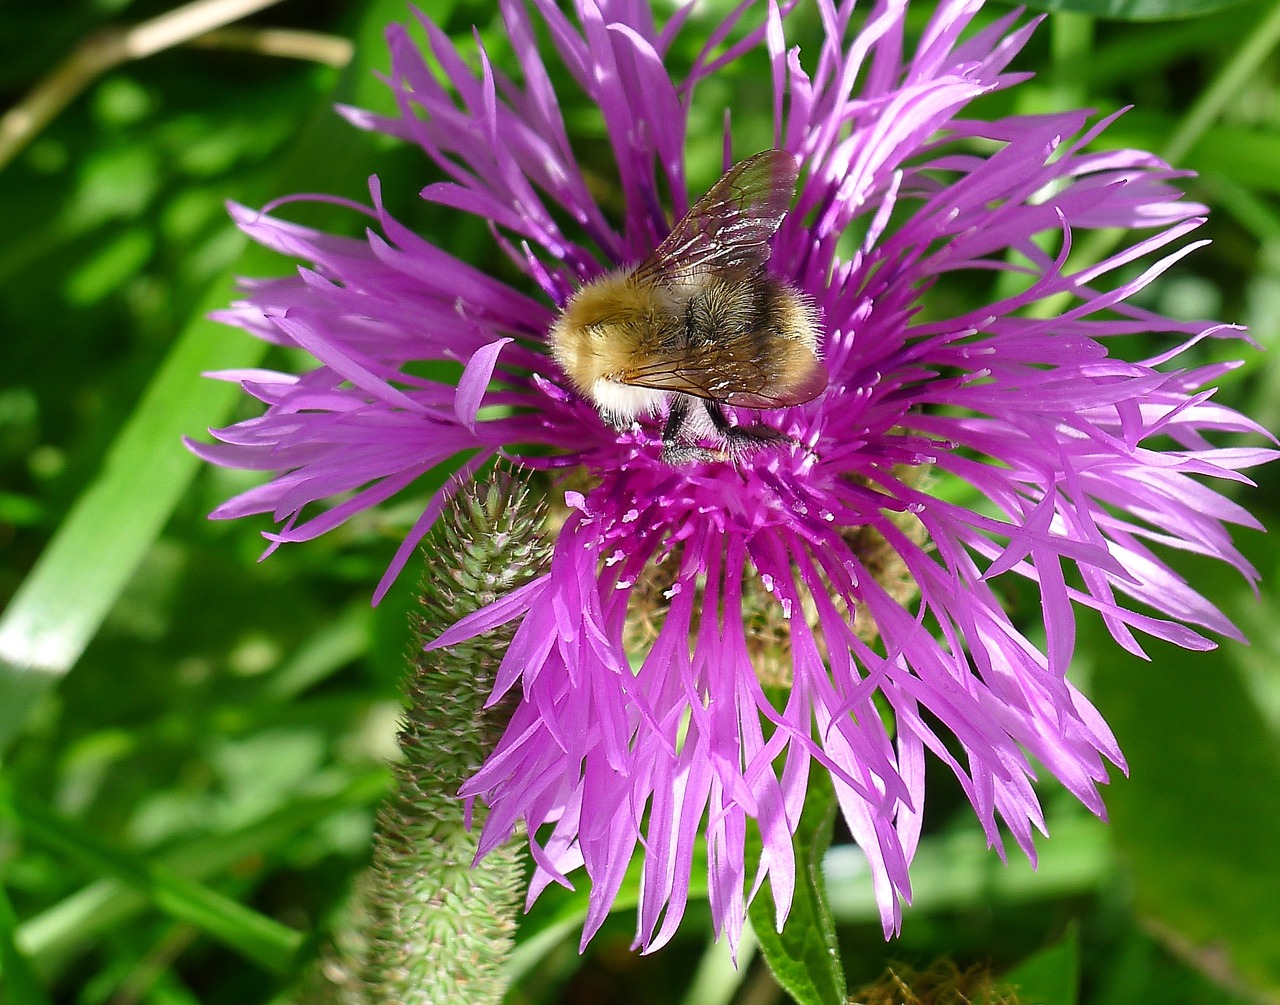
[307,468,550,1004]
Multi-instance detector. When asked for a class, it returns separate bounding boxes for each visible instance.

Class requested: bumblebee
[549,149,826,464]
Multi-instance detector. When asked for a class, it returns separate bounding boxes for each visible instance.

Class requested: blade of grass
[0,262,257,751]
[1203,176,1280,244]
[680,925,758,1005]
[99,921,203,1005]
[1088,13,1248,88]
[823,814,1113,922]
[504,840,711,985]
[4,787,303,974]
[18,769,387,979]
[1027,0,1280,320]
[0,0,293,173]
[261,601,373,701]
[0,0,407,757]
[1049,13,1093,110]
[0,882,54,1005]
[142,973,203,1005]
[1162,0,1280,166]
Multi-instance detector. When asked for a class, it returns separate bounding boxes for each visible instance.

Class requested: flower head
[194,0,1275,953]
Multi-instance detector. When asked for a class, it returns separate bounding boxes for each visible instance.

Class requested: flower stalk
[350,470,549,1003]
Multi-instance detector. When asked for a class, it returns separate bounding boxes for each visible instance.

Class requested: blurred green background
[1,0,1278,1002]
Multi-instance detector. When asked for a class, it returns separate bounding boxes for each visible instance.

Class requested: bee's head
[548,272,660,394]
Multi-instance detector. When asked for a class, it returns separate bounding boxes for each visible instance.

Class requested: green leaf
[824,814,1112,923]
[679,926,759,1005]
[3,786,303,974]
[0,1,402,757]
[1086,566,1280,1000]
[1002,927,1081,1005]
[0,262,255,754]
[1018,0,1255,21]
[17,771,387,981]
[1101,120,1280,198]
[0,882,53,1005]
[747,768,845,1005]
[1087,10,1254,85]
[1088,923,1260,1005]
[505,835,711,985]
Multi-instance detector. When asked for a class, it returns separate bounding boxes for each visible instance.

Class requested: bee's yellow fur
[545,149,826,462]
[549,272,683,424]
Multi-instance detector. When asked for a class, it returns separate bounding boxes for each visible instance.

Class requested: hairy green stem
[303,469,549,1004]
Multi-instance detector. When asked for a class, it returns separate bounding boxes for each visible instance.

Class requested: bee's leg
[703,401,791,458]
[660,396,719,465]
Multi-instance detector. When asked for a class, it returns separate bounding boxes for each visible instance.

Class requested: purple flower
[193,0,1275,954]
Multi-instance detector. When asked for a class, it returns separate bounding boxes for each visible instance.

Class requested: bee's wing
[633,149,798,286]
[612,332,827,409]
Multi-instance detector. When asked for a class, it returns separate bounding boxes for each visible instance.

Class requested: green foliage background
[1,0,1278,1002]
